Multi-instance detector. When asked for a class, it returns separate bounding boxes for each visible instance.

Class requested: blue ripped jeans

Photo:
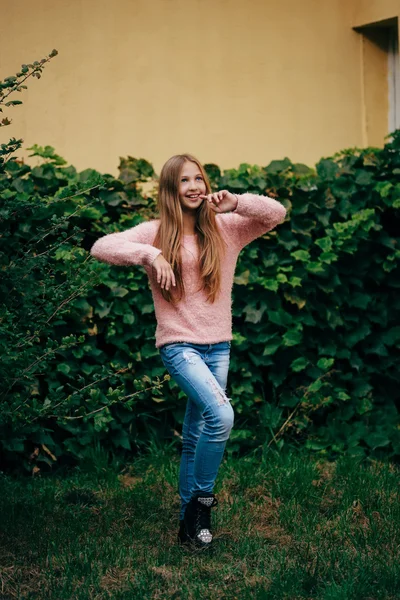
[159,341,234,521]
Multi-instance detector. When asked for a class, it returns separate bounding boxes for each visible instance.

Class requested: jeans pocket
[162,342,188,352]
[160,342,187,362]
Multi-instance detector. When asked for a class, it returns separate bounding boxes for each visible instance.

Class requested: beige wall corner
[358,28,391,147]
[353,0,400,28]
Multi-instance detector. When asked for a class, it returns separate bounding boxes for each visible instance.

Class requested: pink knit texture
[90,193,286,348]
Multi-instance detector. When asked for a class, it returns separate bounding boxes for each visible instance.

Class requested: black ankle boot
[178,519,189,545]
[183,492,219,548]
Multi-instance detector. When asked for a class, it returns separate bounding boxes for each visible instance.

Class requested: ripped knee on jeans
[207,377,230,406]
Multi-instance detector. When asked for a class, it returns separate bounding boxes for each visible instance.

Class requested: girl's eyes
[181,176,203,182]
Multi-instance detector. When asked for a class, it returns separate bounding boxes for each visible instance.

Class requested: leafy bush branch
[0,49,58,127]
[0,50,58,169]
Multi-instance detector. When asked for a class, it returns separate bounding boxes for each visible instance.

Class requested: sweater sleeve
[220,193,286,250]
[90,220,162,267]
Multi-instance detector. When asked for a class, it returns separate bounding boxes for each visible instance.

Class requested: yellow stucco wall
[0,0,398,175]
[353,0,400,27]
[359,29,390,148]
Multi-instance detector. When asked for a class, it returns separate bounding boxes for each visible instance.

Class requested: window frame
[388,24,400,133]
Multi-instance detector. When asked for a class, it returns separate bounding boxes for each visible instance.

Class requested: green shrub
[0,146,168,471]
[214,141,400,458]
[0,49,58,167]
[1,130,399,470]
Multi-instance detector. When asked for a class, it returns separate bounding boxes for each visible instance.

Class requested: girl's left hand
[199,190,238,213]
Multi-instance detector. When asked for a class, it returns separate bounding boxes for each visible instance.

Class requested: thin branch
[2,326,92,402]
[23,193,98,245]
[71,369,130,395]
[44,277,98,325]
[0,53,56,106]
[8,231,82,268]
[0,184,100,224]
[12,272,99,344]
[29,367,131,422]
[268,368,339,447]
[267,403,301,448]
[15,259,97,348]
[9,192,99,266]
[30,233,79,260]
[2,342,75,405]
[52,377,169,420]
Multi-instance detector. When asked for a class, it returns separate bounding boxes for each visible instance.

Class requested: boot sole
[178,532,214,551]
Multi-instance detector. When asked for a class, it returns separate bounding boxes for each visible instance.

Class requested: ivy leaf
[283,329,303,346]
[308,379,323,393]
[345,325,371,348]
[260,278,279,291]
[291,249,310,261]
[374,181,392,198]
[234,270,250,285]
[276,273,288,283]
[319,251,337,264]
[123,313,135,325]
[5,100,23,107]
[262,253,279,267]
[284,292,306,309]
[93,410,113,432]
[111,287,129,298]
[111,429,131,450]
[356,397,373,415]
[353,381,373,398]
[262,335,282,356]
[316,159,339,181]
[306,261,326,274]
[249,352,273,366]
[278,230,299,251]
[288,276,302,288]
[364,432,391,449]
[244,304,266,324]
[346,293,371,309]
[265,158,292,174]
[142,304,154,314]
[268,309,293,327]
[291,357,309,372]
[315,237,332,251]
[382,326,400,346]
[95,300,113,318]
[317,357,335,370]
[355,169,374,186]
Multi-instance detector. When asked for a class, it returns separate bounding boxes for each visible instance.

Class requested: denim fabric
[159,341,234,520]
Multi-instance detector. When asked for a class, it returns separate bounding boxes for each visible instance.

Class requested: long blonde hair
[152,154,227,305]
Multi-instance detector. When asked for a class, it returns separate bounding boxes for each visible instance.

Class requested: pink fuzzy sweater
[90,193,286,348]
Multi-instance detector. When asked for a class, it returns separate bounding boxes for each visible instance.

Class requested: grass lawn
[0,445,399,599]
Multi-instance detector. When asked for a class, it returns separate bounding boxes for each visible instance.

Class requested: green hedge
[1,135,399,472]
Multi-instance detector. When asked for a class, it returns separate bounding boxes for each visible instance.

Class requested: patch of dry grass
[0,450,398,599]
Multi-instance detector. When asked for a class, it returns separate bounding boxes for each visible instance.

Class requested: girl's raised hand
[152,254,176,291]
[199,190,238,213]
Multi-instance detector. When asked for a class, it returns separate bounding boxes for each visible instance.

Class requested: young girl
[90,153,286,550]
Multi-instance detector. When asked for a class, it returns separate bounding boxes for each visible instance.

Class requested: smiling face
[178,161,207,212]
